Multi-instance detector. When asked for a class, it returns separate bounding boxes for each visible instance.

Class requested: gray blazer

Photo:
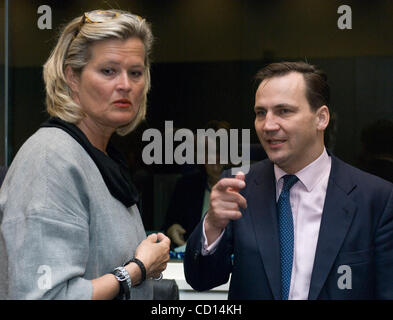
[0,128,153,299]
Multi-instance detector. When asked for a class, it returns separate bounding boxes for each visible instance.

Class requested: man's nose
[263,112,280,131]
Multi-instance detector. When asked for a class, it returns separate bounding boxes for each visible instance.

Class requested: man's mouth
[266,139,286,148]
[268,139,285,144]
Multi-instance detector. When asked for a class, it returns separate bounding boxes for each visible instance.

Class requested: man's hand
[204,172,247,245]
[167,223,186,247]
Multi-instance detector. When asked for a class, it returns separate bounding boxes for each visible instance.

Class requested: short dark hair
[255,61,330,112]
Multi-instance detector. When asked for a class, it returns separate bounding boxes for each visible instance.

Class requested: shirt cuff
[201,216,225,256]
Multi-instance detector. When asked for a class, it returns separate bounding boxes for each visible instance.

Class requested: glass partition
[0,0,7,166]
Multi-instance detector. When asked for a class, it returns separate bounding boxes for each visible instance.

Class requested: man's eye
[255,110,266,116]
[280,109,291,114]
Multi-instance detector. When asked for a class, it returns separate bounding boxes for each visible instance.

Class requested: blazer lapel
[308,156,357,300]
[247,161,282,300]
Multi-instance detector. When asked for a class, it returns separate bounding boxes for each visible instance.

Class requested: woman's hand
[133,233,171,279]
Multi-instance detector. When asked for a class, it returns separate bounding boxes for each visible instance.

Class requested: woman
[0,9,170,300]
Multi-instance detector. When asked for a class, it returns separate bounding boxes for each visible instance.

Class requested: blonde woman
[0,9,170,300]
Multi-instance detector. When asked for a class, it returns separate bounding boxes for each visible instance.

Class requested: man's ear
[316,105,330,131]
[64,65,79,93]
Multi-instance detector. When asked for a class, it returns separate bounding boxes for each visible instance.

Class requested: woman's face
[69,37,146,136]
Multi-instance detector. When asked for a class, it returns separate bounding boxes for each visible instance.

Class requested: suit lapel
[247,161,282,300]
[308,156,357,300]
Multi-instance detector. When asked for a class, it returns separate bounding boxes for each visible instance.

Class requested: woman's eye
[130,70,143,78]
[101,68,115,76]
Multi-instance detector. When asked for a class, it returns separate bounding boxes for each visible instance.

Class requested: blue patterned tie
[277,174,298,300]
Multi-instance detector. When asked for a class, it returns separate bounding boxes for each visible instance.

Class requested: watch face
[114,267,127,281]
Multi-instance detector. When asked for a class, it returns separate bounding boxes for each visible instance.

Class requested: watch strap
[111,266,131,300]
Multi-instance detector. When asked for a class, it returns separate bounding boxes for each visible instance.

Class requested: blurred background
[1,0,392,232]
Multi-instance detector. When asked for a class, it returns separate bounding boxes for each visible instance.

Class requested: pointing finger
[230,171,246,193]
[235,171,245,181]
[214,178,246,192]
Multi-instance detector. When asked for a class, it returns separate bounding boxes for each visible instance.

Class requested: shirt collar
[274,148,331,192]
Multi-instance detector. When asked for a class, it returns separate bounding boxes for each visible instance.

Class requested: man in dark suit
[184,61,393,299]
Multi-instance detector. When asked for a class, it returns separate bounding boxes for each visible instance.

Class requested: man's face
[254,72,328,173]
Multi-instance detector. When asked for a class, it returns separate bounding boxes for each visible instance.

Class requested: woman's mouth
[113,99,132,108]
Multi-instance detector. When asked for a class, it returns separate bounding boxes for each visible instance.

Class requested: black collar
[41,117,139,208]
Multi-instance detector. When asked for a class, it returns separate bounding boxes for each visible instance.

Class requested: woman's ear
[316,105,330,131]
[64,65,79,93]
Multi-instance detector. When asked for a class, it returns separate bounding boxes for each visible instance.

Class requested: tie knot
[282,174,298,192]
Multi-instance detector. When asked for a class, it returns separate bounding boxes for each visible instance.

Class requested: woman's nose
[116,71,132,92]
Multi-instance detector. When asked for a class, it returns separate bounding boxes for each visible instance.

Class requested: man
[184,61,393,299]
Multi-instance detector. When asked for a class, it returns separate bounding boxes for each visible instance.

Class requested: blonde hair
[43,10,153,136]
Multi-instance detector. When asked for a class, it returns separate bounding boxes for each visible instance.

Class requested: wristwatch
[111,266,132,300]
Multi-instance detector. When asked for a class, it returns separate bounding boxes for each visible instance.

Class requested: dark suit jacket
[163,171,207,242]
[184,154,393,299]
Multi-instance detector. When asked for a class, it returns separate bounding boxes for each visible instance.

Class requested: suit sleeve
[184,219,233,291]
